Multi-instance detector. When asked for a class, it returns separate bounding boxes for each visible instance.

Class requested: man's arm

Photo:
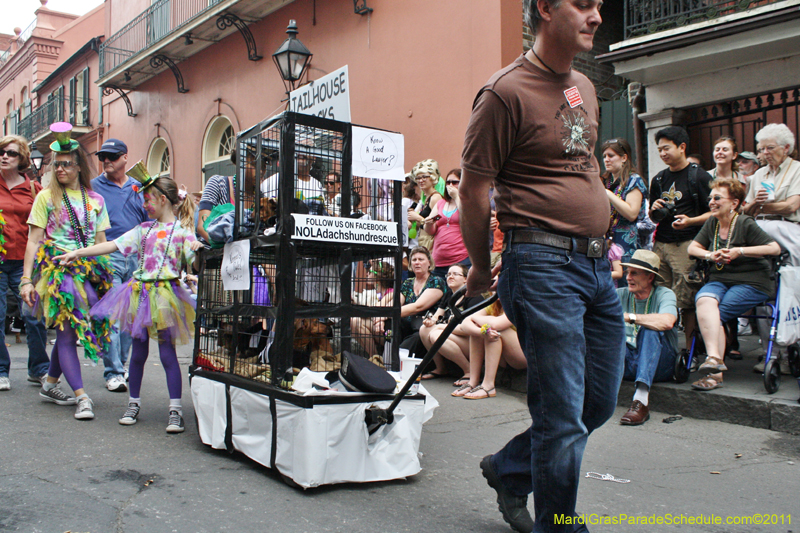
[459,168,494,296]
[196,209,211,241]
[624,312,676,332]
[761,194,800,216]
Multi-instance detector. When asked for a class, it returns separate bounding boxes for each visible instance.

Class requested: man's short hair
[655,126,690,149]
[524,0,564,35]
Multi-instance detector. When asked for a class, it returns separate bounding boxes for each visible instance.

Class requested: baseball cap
[97,138,128,155]
[738,151,758,162]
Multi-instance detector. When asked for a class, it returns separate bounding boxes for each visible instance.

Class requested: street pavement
[1,333,799,533]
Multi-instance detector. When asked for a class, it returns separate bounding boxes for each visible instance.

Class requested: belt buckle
[587,238,603,258]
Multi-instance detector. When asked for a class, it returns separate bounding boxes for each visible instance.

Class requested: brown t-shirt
[462,54,609,237]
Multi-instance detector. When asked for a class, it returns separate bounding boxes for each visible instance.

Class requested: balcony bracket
[103,85,137,117]
[216,13,262,61]
[150,55,189,93]
[353,0,373,15]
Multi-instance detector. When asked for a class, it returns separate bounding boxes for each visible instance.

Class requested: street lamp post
[272,20,312,97]
[28,141,43,181]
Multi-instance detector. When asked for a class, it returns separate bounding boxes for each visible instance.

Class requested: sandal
[698,356,727,374]
[464,385,496,400]
[691,374,723,391]
[453,375,471,387]
[451,383,475,397]
[727,350,743,361]
[421,371,447,380]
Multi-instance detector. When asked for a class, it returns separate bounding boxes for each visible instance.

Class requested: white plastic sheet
[191,375,437,488]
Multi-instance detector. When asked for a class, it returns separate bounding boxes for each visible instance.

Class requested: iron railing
[17,94,90,141]
[625,0,779,39]
[0,45,11,68]
[0,18,36,68]
[99,0,225,77]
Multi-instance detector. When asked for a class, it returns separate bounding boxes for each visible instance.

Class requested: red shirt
[0,176,41,260]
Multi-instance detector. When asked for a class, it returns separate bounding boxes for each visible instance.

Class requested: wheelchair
[673,254,800,394]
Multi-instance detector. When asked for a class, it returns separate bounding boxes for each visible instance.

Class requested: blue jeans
[0,260,49,378]
[623,328,676,388]
[492,241,625,533]
[103,251,137,380]
[695,281,770,323]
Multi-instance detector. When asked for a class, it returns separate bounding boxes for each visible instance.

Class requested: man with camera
[649,126,713,346]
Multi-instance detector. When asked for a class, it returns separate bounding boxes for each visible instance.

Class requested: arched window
[19,87,28,120]
[202,115,236,185]
[147,138,170,179]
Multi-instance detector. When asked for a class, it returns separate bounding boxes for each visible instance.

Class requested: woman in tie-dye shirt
[21,126,114,421]
[57,177,201,433]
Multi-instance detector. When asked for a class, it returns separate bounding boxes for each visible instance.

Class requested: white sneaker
[74,397,95,420]
[166,410,185,433]
[40,386,77,405]
[106,375,128,392]
[738,324,753,336]
[119,402,140,425]
[0,377,10,391]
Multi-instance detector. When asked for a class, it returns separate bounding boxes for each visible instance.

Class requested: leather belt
[507,229,607,258]
[755,215,799,224]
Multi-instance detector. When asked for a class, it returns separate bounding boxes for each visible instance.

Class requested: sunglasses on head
[0,149,20,158]
[98,152,122,162]
[52,160,77,169]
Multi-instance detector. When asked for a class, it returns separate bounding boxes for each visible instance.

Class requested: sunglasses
[446,180,460,186]
[325,181,337,186]
[98,152,122,162]
[708,195,731,202]
[52,160,77,169]
[0,149,20,158]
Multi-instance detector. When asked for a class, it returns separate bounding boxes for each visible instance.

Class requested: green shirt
[617,285,678,353]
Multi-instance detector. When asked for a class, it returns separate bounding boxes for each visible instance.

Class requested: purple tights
[128,329,182,400]
[48,327,84,391]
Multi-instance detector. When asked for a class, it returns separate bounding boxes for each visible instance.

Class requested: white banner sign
[289,65,351,122]
[292,214,398,246]
[352,126,405,181]
[221,239,251,291]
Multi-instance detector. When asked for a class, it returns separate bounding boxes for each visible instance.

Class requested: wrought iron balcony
[17,94,90,143]
[98,0,294,90]
[625,0,780,39]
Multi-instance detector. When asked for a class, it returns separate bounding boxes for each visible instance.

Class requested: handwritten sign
[221,239,250,291]
[351,126,405,181]
[292,214,398,246]
[289,65,351,122]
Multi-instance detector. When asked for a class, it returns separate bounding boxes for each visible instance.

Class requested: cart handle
[365,287,499,435]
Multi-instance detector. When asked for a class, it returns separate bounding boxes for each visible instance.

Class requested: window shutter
[69,77,76,124]
[81,67,90,125]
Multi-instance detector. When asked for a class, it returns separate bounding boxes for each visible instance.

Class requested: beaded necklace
[62,185,90,248]
[713,212,739,271]
[138,220,178,304]
[627,289,654,338]
[608,178,625,231]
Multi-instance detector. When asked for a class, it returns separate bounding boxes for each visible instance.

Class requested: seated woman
[419,264,484,383]
[453,298,526,400]
[350,261,395,357]
[687,178,781,391]
[373,246,444,354]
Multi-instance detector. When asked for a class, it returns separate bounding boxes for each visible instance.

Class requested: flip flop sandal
[451,384,475,397]
[698,356,727,374]
[453,375,471,387]
[464,385,497,400]
[691,375,723,391]
[421,372,447,380]
[727,350,743,361]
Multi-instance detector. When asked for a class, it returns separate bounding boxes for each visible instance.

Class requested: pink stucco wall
[101,0,522,191]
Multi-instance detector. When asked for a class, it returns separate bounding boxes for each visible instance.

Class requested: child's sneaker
[40,386,77,405]
[119,402,140,425]
[166,410,185,433]
[74,397,95,420]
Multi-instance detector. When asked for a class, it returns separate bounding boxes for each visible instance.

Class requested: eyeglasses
[445,180,460,186]
[708,195,730,202]
[52,160,77,169]
[415,175,432,181]
[0,149,20,158]
[446,272,465,278]
[757,145,779,153]
[98,152,122,162]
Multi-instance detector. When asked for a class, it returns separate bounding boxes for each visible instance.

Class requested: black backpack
[650,163,703,216]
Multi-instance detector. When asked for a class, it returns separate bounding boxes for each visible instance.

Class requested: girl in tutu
[20,123,114,420]
[56,173,201,433]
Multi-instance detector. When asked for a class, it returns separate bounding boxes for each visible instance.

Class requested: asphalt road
[1,337,799,533]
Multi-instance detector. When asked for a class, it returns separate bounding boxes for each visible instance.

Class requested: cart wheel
[674,349,691,384]
[764,357,781,394]
[787,344,800,378]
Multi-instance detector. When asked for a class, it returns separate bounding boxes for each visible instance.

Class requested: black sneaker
[480,455,534,533]
[40,386,77,405]
[166,410,185,434]
[119,402,141,425]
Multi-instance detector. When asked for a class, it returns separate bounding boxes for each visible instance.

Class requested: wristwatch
[628,313,637,324]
